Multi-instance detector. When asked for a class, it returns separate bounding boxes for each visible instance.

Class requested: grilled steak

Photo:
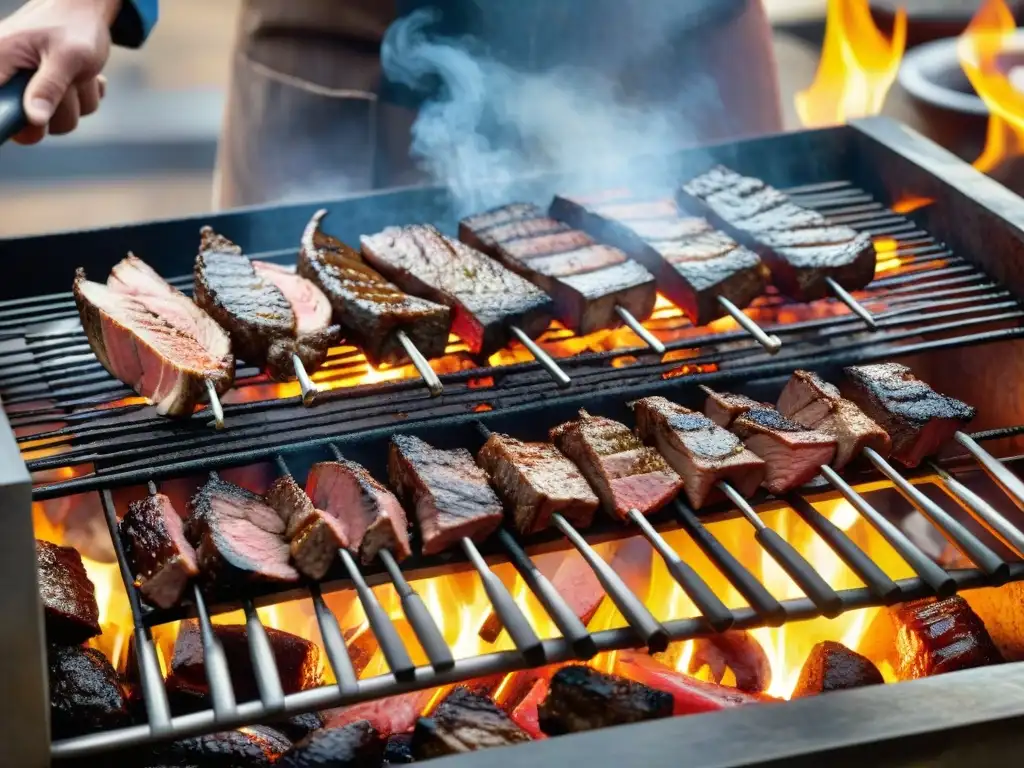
[280,721,384,768]
[701,386,766,428]
[306,460,412,564]
[412,687,531,759]
[74,269,234,418]
[792,641,884,697]
[361,224,553,357]
[892,596,1003,679]
[538,665,672,736]
[119,493,198,609]
[36,539,101,645]
[550,410,683,519]
[687,630,772,694]
[477,432,599,535]
[49,645,130,739]
[298,210,452,366]
[148,726,292,767]
[388,434,504,555]
[185,476,299,587]
[777,369,891,469]
[551,194,767,326]
[460,203,657,336]
[265,474,346,580]
[731,407,837,494]
[324,689,436,737]
[842,363,975,467]
[633,396,765,509]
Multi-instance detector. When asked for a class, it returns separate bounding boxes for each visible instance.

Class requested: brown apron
[215,0,781,210]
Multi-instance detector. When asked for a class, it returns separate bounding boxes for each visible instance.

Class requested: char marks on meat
[298,210,452,366]
[792,641,884,697]
[538,665,672,735]
[459,202,656,336]
[36,539,101,645]
[550,410,682,519]
[731,407,836,494]
[361,224,552,357]
[74,269,234,418]
[701,386,766,429]
[280,721,384,768]
[681,165,876,301]
[842,363,975,467]
[388,434,504,555]
[633,396,765,509]
[49,645,130,739]
[412,686,531,759]
[265,474,346,580]
[149,726,292,767]
[119,493,198,609]
[892,596,1003,679]
[477,432,599,534]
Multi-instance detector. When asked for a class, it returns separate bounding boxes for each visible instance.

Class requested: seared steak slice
[731,407,836,494]
[265,474,346,580]
[74,270,234,418]
[150,726,292,767]
[538,665,672,735]
[280,721,383,768]
[119,493,198,609]
[700,385,766,428]
[36,539,100,645]
[361,224,553,357]
[389,435,504,555]
[412,687,531,759]
[792,641,884,697]
[306,460,412,564]
[680,165,876,301]
[842,363,975,467]
[298,210,452,366]
[459,203,657,336]
[48,645,130,739]
[892,596,1003,679]
[550,410,682,519]
[477,432,599,534]
[633,396,765,509]
[185,477,299,586]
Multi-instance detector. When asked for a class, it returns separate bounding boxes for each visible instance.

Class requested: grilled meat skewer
[730,406,836,494]
[264,473,348,581]
[119,493,199,609]
[412,686,531,758]
[36,539,101,645]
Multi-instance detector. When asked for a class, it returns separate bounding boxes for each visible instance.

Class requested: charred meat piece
[792,641,884,697]
[843,363,975,467]
[551,410,683,519]
[731,407,836,494]
[384,733,416,764]
[36,539,101,645]
[388,435,504,555]
[412,687,531,759]
[892,596,1003,679]
[633,396,765,509]
[680,165,876,301]
[361,224,552,357]
[273,712,327,744]
[119,493,198,609]
[324,688,436,737]
[264,474,346,581]
[74,269,234,418]
[49,645,130,739]
[477,432,599,535]
[538,665,672,736]
[460,203,657,336]
[298,210,452,366]
[149,726,292,767]
[185,477,299,587]
[687,631,772,694]
[280,721,384,768]
[701,386,766,429]
[306,460,412,564]
[777,369,891,470]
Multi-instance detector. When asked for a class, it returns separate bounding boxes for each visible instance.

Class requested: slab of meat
[551,194,767,326]
[305,460,412,565]
[792,641,884,697]
[148,726,292,767]
[687,630,772,694]
[633,396,765,509]
[298,210,452,366]
[681,165,876,301]
[538,665,672,735]
[279,721,384,768]
[460,203,657,336]
[185,476,299,587]
[361,224,553,357]
[49,645,130,739]
[388,434,504,555]
[264,474,346,580]
[119,493,198,609]
[324,688,436,736]
[477,432,599,535]
[412,687,531,759]
[842,363,975,467]
[777,369,891,470]
[731,407,837,494]
[550,409,683,519]
[891,596,1003,679]
[36,539,100,645]
[701,386,767,429]
[74,269,234,418]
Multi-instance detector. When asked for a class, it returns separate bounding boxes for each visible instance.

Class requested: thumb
[23,51,78,125]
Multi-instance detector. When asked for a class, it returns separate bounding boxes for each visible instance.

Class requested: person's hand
[0,0,120,145]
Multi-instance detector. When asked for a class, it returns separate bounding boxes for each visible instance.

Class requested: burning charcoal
[280,720,384,768]
[510,677,549,740]
[324,688,436,737]
[265,474,347,581]
[687,631,772,694]
[730,407,836,494]
[701,387,767,429]
[49,645,130,739]
[119,493,198,609]
[36,539,100,645]
[792,641,884,697]
[384,733,416,764]
[893,596,1004,679]
[274,711,327,743]
[412,687,531,759]
[343,622,378,677]
[147,726,292,767]
[538,665,672,736]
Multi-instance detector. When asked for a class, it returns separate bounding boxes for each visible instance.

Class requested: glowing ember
[891,196,934,215]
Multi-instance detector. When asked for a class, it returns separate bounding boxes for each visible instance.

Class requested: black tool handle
[755,528,843,618]
[0,71,31,145]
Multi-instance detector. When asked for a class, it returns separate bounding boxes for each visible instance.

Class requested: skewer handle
[824,276,878,330]
[396,330,443,397]
[956,431,1024,511]
[292,353,319,406]
[509,325,571,388]
[716,296,782,355]
[930,462,1024,559]
[614,305,665,354]
[204,378,225,430]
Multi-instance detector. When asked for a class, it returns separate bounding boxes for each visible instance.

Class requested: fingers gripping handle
[0,71,31,145]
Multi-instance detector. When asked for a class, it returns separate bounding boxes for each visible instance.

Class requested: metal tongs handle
[0,71,31,145]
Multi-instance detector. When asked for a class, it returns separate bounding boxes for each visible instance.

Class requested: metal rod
[509,325,571,388]
[378,547,455,672]
[241,599,286,713]
[204,378,225,430]
[292,354,319,406]
[716,296,782,354]
[309,584,359,695]
[824,276,878,330]
[396,330,443,397]
[191,584,237,720]
[956,431,1024,512]
[614,305,666,354]
[929,462,1024,559]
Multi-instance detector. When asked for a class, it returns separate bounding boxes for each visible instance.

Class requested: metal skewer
[928,461,1024,559]
[955,431,1024,511]
[203,378,225,430]
[824,277,878,330]
[614,305,665,354]
[509,325,571,387]
[396,330,443,397]
[291,354,319,406]
[716,296,782,354]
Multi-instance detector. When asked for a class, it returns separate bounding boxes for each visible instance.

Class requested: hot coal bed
[7,117,1024,768]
